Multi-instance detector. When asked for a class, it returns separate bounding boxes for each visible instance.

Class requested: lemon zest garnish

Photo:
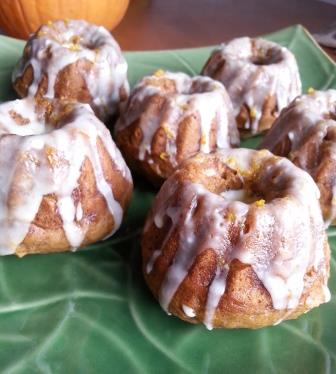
[45,145,69,168]
[178,102,189,110]
[37,30,47,38]
[226,156,236,167]
[227,211,236,221]
[307,87,315,95]
[192,153,203,161]
[258,149,269,157]
[255,199,265,207]
[200,134,207,145]
[68,43,81,52]
[159,152,168,161]
[45,145,57,166]
[249,106,257,119]
[162,123,174,140]
[154,69,165,77]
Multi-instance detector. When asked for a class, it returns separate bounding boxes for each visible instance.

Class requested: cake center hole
[63,34,100,51]
[251,48,282,65]
[220,188,260,204]
[82,39,101,50]
[188,80,212,95]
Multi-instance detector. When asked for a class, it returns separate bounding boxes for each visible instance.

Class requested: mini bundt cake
[142,149,330,329]
[0,97,133,256]
[259,89,336,226]
[202,37,302,136]
[12,19,129,122]
[115,70,239,185]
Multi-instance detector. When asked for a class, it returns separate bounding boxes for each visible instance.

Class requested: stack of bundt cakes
[1,20,332,329]
[2,19,132,255]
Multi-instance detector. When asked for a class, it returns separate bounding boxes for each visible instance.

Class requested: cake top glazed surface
[202,37,302,134]
[116,70,239,166]
[12,19,129,119]
[143,149,330,329]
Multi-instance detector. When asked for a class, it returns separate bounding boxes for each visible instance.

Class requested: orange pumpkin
[0,0,130,39]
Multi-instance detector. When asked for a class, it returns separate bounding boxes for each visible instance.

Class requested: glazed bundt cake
[142,149,330,329]
[12,19,129,121]
[0,97,133,256]
[260,89,336,226]
[202,37,302,136]
[115,70,239,185]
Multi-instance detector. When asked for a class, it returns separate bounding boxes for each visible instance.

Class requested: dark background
[113,0,336,59]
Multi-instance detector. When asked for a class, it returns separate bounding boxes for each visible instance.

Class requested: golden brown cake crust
[141,150,330,329]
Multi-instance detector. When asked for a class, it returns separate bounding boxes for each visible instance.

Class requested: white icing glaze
[115,71,239,166]
[260,89,336,226]
[12,20,129,121]
[144,149,329,329]
[203,264,229,330]
[182,304,196,318]
[323,285,331,303]
[272,310,294,326]
[76,202,83,221]
[0,98,131,255]
[146,249,161,274]
[159,190,199,311]
[202,37,302,134]
[220,189,257,204]
[58,196,85,247]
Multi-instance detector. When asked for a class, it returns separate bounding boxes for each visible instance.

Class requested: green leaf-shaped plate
[0,25,335,373]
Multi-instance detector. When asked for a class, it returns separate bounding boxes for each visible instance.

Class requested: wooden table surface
[114,0,336,60]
